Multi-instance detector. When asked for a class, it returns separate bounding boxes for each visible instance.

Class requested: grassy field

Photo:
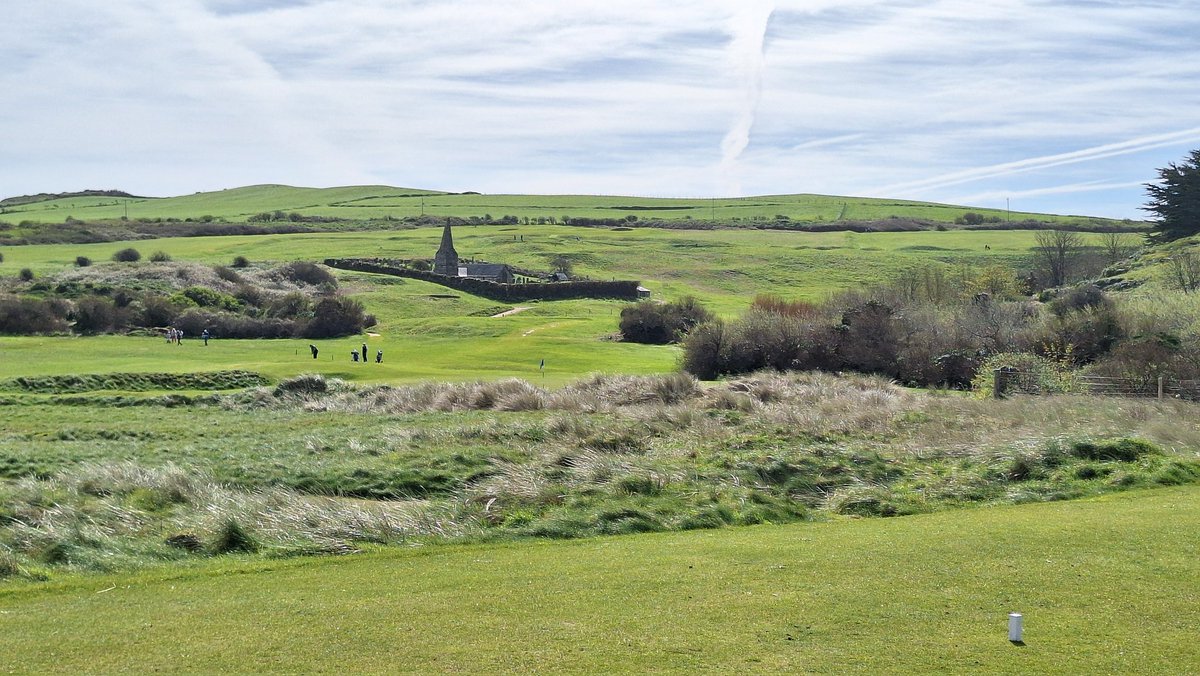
[1,485,1195,672]
[0,205,1194,671]
[0,223,1071,285]
[0,226,1114,384]
[0,183,1135,226]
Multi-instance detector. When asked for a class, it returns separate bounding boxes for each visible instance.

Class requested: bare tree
[1099,232,1138,264]
[1033,230,1083,287]
[1171,251,1200,293]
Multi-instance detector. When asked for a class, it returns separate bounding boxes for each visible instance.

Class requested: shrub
[619,296,712,344]
[74,256,92,267]
[1034,305,1124,365]
[149,250,172,262]
[1070,438,1162,462]
[1049,284,1108,317]
[0,296,70,334]
[838,301,903,377]
[73,296,117,334]
[680,320,726,379]
[213,265,243,283]
[302,296,369,338]
[971,352,1079,397]
[266,292,311,319]
[139,295,181,328]
[173,309,296,339]
[1086,333,1200,386]
[18,268,33,282]
[112,247,141,262]
[177,286,241,312]
[274,374,328,395]
[231,255,250,268]
[208,518,258,554]
[279,261,336,287]
[751,294,819,318]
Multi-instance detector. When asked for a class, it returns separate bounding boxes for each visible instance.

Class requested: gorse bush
[74,256,91,267]
[112,247,141,262]
[0,296,69,334]
[72,296,121,334]
[213,265,243,283]
[278,261,336,288]
[149,250,172,262]
[619,296,712,344]
[0,260,369,338]
[170,286,242,312]
[303,296,370,338]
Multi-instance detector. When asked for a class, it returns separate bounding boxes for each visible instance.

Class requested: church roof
[465,263,511,275]
[436,223,457,258]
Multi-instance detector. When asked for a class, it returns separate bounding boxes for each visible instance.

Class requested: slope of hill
[0,189,147,208]
[0,183,1142,229]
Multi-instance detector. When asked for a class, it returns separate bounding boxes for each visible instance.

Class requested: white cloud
[2,0,1198,218]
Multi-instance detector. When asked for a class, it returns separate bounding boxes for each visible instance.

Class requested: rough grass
[2,371,1198,576]
[0,370,267,393]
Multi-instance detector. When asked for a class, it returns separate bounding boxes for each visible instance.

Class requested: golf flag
[539,358,545,370]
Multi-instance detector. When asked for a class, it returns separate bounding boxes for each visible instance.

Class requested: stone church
[434,223,515,284]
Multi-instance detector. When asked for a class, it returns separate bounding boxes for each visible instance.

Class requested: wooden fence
[992,369,1200,400]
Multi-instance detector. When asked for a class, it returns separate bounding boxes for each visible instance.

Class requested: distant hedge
[325,258,641,302]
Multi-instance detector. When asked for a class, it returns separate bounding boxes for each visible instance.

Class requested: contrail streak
[878,126,1200,197]
[719,2,774,196]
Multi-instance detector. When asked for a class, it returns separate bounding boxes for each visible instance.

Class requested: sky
[3,0,1199,219]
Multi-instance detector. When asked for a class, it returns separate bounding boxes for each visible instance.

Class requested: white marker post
[1008,613,1024,642]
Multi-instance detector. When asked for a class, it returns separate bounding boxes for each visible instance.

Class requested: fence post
[1158,375,1164,400]
[993,369,1005,399]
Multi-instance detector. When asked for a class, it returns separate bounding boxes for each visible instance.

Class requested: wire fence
[992,369,1200,401]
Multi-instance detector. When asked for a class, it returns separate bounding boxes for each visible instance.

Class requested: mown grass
[0,183,1134,225]
[1,485,1195,672]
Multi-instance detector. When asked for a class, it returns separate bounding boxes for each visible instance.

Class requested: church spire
[433,223,459,275]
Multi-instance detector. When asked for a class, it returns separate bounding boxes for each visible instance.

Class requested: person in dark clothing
[310,344,319,359]
[376,349,383,363]
[201,329,210,346]
[361,343,368,362]
[351,351,359,362]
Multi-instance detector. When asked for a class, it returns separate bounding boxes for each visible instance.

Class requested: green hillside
[0,183,1138,227]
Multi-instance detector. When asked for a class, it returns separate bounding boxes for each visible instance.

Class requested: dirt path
[491,306,531,318]
[522,322,561,337]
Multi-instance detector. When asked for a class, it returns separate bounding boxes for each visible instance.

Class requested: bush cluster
[683,272,1193,388]
[619,297,712,344]
[0,260,372,339]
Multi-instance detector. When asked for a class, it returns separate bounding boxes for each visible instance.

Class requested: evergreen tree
[1145,148,1200,241]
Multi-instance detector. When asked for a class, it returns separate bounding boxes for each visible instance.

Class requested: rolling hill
[0,183,1142,228]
